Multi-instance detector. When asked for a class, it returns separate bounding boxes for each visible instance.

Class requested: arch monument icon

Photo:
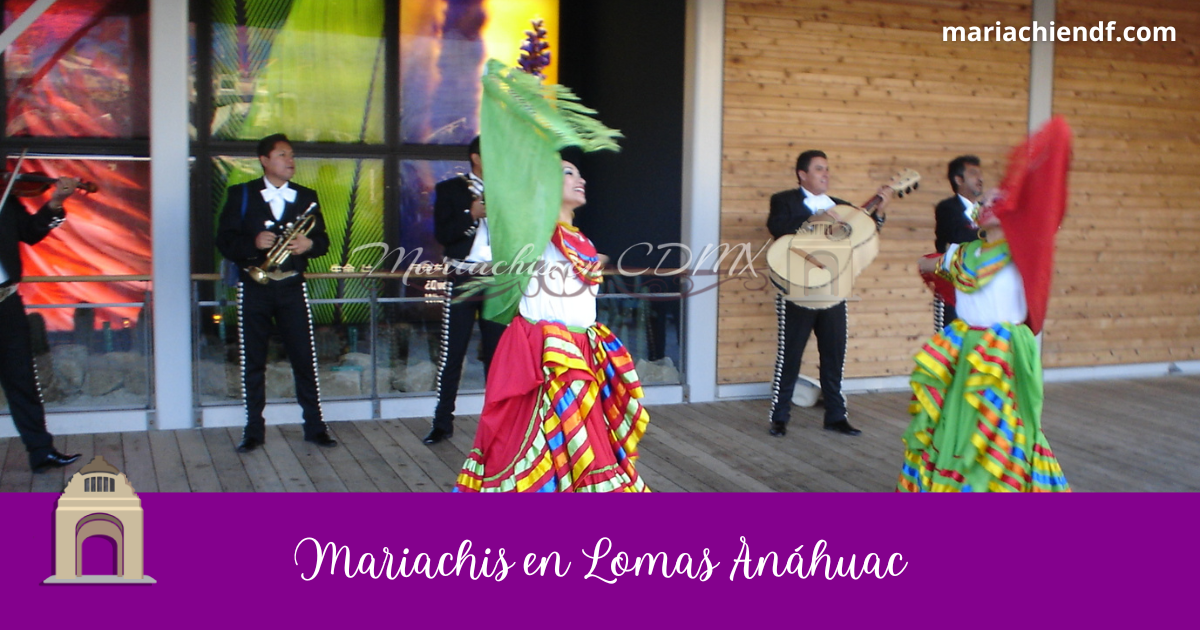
[43,456,156,584]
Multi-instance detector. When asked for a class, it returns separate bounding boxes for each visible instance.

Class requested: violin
[1,171,99,197]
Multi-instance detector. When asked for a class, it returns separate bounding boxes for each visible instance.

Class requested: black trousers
[432,279,505,432]
[0,293,55,465]
[769,295,848,425]
[237,280,326,442]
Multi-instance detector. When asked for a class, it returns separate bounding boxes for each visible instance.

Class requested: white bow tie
[261,184,297,205]
[803,193,835,213]
[261,182,296,221]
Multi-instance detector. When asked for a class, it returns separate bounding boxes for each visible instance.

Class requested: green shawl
[475,59,622,323]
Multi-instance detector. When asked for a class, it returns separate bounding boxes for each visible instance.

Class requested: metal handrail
[25,302,146,309]
[22,275,151,283]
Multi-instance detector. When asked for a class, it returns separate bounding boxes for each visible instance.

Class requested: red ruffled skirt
[455,317,651,492]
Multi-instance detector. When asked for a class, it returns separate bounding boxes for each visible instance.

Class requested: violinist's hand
[287,234,313,255]
[918,255,941,275]
[49,177,80,209]
[255,231,278,250]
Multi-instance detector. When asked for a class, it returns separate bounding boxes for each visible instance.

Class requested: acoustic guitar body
[767,226,855,311]
[767,169,920,310]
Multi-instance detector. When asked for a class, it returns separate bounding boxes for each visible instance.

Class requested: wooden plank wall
[1047,0,1200,367]
[720,0,1032,384]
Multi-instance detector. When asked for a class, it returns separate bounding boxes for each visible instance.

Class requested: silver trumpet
[248,202,318,284]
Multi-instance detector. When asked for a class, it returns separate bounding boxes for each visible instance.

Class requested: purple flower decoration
[518,19,552,79]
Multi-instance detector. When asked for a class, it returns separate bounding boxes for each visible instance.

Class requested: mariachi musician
[933,155,985,330]
[0,164,85,472]
[216,133,336,453]
[426,136,506,445]
[766,150,893,438]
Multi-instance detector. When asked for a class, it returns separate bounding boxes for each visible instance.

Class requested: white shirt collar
[801,187,835,213]
[958,194,979,224]
[262,177,293,198]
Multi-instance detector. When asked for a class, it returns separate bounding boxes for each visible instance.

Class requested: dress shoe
[423,426,453,445]
[768,421,787,437]
[31,451,80,473]
[236,437,263,453]
[305,432,338,448]
[823,420,862,436]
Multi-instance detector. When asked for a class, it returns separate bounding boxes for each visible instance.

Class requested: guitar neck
[853,169,919,215]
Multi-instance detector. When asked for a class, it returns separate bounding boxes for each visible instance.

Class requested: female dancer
[899,118,1073,493]
[454,156,651,492]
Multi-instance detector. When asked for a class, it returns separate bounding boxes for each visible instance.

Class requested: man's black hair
[468,135,481,160]
[256,133,291,159]
[795,150,827,173]
[947,155,981,192]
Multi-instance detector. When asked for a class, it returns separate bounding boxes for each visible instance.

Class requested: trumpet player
[216,133,336,453]
[426,136,505,445]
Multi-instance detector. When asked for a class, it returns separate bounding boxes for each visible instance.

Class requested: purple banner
[0,493,1194,626]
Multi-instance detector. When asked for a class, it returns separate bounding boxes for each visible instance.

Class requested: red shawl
[990,116,1073,335]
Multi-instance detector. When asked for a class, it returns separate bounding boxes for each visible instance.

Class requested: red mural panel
[15,158,151,331]
[5,0,149,138]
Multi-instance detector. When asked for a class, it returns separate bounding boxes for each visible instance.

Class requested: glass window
[4,0,149,138]
[398,159,468,263]
[14,156,150,331]
[209,0,385,143]
[597,278,683,385]
[400,0,559,144]
[186,1,580,412]
[211,155,385,324]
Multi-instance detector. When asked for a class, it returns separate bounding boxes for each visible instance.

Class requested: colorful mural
[400,0,559,144]
[5,0,150,331]
[5,0,148,138]
[210,0,386,143]
[5,0,559,331]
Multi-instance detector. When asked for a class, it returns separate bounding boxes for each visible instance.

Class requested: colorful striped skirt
[897,320,1070,493]
[455,316,651,493]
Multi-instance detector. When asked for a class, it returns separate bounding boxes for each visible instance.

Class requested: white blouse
[943,243,1028,328]
[518,242,598,329]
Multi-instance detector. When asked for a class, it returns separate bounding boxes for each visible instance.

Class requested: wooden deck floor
[3,375,1198,493]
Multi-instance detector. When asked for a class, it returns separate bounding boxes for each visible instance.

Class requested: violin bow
[0,148,28,212]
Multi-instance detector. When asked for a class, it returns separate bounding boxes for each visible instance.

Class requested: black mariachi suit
[431,175,505,433]
[767,188,879,427]
[216,178,330,443]
[933,195,978,329]
[0,196,65,466]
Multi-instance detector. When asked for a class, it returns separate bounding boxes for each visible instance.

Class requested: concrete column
[149,0,194,429]
[1029,0,1056,130]
[681,0,725,403]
